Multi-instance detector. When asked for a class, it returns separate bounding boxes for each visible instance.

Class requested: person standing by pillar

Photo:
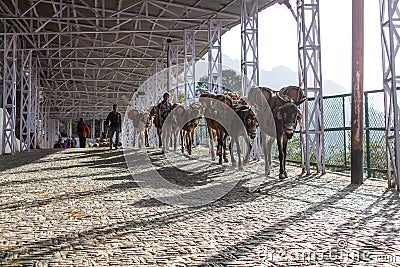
[106,104,122,149]
[77,118,91,148]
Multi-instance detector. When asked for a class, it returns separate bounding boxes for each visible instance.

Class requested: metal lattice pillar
[123,119,133,148]
[40,105,45,148]
[56,120,60,143]
[30,60,39,150]
[43,107,51,149]
[2,33,17,155]
[37,86,42,149]
[208,19,223,94]
[184,30,196,104]
[91,119,95,141]
[155,58,165,99]
[380,0,400,189]
[241,0,260,159]
[146,67,156,104]
[0,34,3,110]
[168,42,180,102]
[68,119,72,138]
[100,119,104,135]
[19,49,32,152]
[241,0,259,97]
[297,0,326,174]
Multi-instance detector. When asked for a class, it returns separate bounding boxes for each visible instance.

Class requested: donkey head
[275,98,301,139]
[127,109,139,121]
[189,102,204,119]
[235,105,258,139]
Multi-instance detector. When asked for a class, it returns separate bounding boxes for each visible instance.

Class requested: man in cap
[105,104,122,149]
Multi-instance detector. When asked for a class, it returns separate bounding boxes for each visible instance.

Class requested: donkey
[228,102,258,169]
[127,109,150,148]
[199,92,233,164]
[149,103,174,148]
[248,86,306,178]
[159,103,179,153]
[181,102,204,155]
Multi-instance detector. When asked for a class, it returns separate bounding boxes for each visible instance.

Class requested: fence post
[365,92,371,177]
[342,96,348,168]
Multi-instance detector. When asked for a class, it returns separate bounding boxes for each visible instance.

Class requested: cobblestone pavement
[1,147,400,266]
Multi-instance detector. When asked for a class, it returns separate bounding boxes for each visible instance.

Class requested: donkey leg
[217,135,223,165]
[145,130,149,147]
[208,127,216,161]
[173,131,177,151]
[236,137,243,170]
[181,130,185,153]
[277,138,285,179]
[187,132,192,155]
[223,134,229,163]
[138,132,142,148]
[283,138,288,178]
[261,133,271,176]
[230,140,237,167]
[243,137,251,166]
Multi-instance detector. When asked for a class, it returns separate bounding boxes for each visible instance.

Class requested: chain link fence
[285,89,388,179]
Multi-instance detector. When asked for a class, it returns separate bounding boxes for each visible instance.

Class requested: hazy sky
[221,0,383,93]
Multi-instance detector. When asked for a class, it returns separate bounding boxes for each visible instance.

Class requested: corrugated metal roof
[0,0,277,118]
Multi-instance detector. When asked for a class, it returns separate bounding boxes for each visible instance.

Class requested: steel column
[297,0,326,174]
[2,33,18,155]
[184,30,196,104]
[40,105,45,148]
[146,67,157,105]
[380,0,400,189]
[91,119,95,141]
[155,58,166,99]
[123,118,133,148]
[351,0,364,184]
[100,119,104,134]
[30,59,39,150]
[241,0,259,97]
[208,19,222,94]
[167,42,180,102]
[19,49,32,151]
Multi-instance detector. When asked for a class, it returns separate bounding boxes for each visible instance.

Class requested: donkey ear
[276,109,283,120]
[295,97,307,106]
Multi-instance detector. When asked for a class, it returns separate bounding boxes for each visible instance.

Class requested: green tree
[196,69,242,96]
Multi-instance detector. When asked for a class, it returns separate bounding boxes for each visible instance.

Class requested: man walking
[77,118,90,148]
[106,104,122,149]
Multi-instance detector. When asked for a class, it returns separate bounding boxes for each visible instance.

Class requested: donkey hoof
[224,158,229,163]
[232,161,238,167]
[284,171,288,178]
[238,165,244,170]
[279,173,285,179]
[265,170,271,176]
[219,159,223,164]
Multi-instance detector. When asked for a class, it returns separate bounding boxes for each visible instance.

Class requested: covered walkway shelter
[2,0,400,265]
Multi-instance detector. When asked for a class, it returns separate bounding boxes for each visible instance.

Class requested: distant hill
[218,55,350,96]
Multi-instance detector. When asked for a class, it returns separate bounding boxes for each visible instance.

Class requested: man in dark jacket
[106,104,122,149]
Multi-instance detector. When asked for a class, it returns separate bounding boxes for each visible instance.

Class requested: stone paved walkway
[0,147,399,266]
